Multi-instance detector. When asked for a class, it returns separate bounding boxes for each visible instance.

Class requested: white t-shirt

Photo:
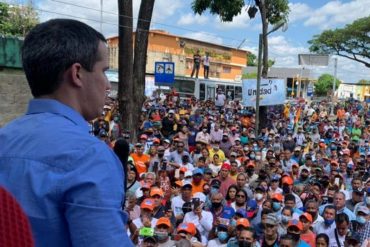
[207,238,227,247]
[215,93,226,107]
[171,195,186,217]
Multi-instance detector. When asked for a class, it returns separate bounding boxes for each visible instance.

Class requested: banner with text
[242,79,286,107]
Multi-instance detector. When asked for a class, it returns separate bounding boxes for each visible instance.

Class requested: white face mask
[256,156,261,161]
[255,193,263,201]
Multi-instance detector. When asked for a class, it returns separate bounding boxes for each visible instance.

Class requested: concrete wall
[0,70,32,127]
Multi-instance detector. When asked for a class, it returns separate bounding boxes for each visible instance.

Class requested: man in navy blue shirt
[0,19,133,246]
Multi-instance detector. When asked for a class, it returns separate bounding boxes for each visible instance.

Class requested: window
[223,66,231,73]
[199,83,205,100]
[235,86,242,100]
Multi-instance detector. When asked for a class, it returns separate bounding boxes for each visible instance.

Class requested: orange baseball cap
[236,218,250,228]
[141,198,155,211]
[177,223,196,236]
[272,193,284,202]
[150,187,164,197]
[153,138,160,144]
[156,217,171,228]
[288,219,303,231]
[246,161,255,168]
[179,167,188,173]
[282,176,293,185]
[174,180,183,187]
[299,212,313,223]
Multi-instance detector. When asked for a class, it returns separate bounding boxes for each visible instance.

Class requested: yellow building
[107,30,248,81]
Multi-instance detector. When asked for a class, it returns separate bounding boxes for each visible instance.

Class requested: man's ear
[70,63,84,88]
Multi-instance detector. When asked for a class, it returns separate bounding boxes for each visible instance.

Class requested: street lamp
[255,20,287,132]
[330,57,338,115]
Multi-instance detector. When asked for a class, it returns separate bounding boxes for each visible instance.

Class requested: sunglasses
[236,194,245,198]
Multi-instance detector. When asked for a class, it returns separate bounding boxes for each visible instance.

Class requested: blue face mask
[281,215,291,224]
[217,231,228,242]
[324,219,335,226]
[272,202,281,211]
[356,216,367,225]
[230,219,237,227]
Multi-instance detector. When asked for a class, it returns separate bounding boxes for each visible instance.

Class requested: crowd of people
[95,89,370,247]
[1,18,369,247]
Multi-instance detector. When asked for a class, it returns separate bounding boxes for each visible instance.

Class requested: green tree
[358,79,370,84]
[309,16,370,68]
[0,3,38,36]
[315,73,341,96]
[192,0,289,77]
[242,72,257,79]
[247,52,257,66]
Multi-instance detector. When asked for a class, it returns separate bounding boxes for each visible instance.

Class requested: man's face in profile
[80,41,110,120]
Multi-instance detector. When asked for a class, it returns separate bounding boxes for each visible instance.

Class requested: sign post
[242,79,286,107]
[155,62,175,85]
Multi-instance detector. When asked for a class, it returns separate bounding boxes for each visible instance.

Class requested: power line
[49,0,246,43]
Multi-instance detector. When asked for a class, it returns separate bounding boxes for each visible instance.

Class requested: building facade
[106,30,248,81]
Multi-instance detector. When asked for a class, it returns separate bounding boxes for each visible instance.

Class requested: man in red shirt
[218,163,236,197]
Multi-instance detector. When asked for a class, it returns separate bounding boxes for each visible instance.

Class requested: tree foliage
[315,73,341,96]
[358,79,370,84]
[309,16,370,68]
[191,0,289,78]
[0,3,38,37]
[247,53,257,66]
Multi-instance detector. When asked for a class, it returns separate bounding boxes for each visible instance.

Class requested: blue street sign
[307,84,313,97]
[155,62,175,85]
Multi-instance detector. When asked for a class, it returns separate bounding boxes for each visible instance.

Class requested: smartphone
[192,198,200,210]
[139,227,154,237]
[334,177,340,186]
[175,169,180,179]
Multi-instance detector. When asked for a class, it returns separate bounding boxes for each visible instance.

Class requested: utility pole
[255,34,263,133]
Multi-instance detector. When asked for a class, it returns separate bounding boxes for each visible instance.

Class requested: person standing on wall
[203,52,210,79]
[191,50,201,79]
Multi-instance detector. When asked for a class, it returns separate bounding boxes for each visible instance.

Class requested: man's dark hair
[335,213,349,225]
[324,205,336,214]
[22,19,106,97]
[261,208,273,217]
[284,194,296,203]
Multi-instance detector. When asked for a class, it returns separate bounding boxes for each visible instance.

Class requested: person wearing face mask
[281,176,303,209]
[226,218,251,247]
[295,167,310,186]
[237,228,258,247]
[305,200,324,230]
[191,169,206,195]
[209,141,226,162]
[283,134,296,153]
[171,183,193,223]
[346,189,364,211]
[271,193,283,213]
[183,195,213,246]
[353,187,370,214]
[349,206,370,242]
[220,133,233,157]
[314,205,337,236]
[286,220,310,247]
[154,217,175,247]
[326,213,349,247]
[207,225,229,247]
[245,162,259,188]
[279,206,293,235]
[196,127,211,145]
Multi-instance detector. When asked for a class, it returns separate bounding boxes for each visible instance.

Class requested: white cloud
[288,2,312,23]
[304,0,370,29]
[35,0,183,37]
[177,13,209,25]
[182,31,223,45]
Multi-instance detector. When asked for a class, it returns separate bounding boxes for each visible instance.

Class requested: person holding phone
[183,195,213,246]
